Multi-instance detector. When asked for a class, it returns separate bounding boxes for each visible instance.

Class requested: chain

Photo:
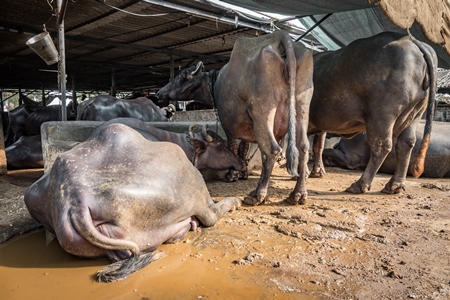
[185,131,199,168]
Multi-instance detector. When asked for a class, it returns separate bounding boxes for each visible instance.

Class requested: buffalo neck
[207,69,220,108]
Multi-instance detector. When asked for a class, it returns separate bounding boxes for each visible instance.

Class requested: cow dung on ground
[1,163,449,299]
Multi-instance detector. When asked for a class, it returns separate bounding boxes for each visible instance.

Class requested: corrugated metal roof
[0,0,316,93]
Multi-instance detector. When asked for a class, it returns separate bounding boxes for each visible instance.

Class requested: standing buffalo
[24,123,241,282]
[322,121,450,178]
[76,95,175,122]
[92,117,244,171]
[307,32,437,195]
[157,30,314,206]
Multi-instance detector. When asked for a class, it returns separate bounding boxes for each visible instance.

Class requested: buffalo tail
[283,32,300,177]
[410,38,437,178]
[96,250,167,282]
[69,206,141,256]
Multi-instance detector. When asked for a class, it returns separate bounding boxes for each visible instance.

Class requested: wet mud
[0,165,449,299]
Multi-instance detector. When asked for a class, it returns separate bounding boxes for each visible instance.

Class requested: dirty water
[0,227,320,300]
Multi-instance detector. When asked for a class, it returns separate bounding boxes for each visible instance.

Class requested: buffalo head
[156,62,207,102]
[189,124,244,172]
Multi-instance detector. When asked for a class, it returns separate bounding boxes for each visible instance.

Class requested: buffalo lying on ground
[157,30,314,205]
[24,123,241,282]
[5,135,43,169]
[7,104,76,145]
[323,121,450,178]
[76,95,175,122]
[308,31,437,195]
[92,117,243,171]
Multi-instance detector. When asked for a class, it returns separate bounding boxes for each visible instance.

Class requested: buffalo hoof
[285,191,307,205]
[225,170,240,182]
[345,181,370,194]
[239,170,249,180]
[223,196,242,211]
[243,190,267,206]
[308,168,325,178]
[381,179,405,194]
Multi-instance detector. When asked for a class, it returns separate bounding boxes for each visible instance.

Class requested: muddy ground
[0,164,449,300]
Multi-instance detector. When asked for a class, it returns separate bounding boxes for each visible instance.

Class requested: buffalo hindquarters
[24,123,240,282]
[308,31,437,194]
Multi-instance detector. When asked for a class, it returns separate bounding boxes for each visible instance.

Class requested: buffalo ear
[192,139,206,154]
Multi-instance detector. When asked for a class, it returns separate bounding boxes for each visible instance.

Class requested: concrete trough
[40,120,261,179]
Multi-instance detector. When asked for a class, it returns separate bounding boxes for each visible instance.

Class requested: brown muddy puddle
[0,227,322,300]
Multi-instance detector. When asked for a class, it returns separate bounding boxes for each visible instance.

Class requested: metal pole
[57,0,67,121]
[72,76,76,103]
[143,0,271,33]
[295,13,332,42]
[170,54,174,79]
[41,83,46,106]
[111,68,116,97]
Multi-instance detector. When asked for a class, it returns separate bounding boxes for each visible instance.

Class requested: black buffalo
[308,32,437,195]
[76,95,175,122]
[6,135,43,169]
[8,104,76,144]
[157,30,314,205]
[24,123,241,282]
[323,121,450,178]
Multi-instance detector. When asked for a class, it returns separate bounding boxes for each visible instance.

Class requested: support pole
[57,0,67,121]
[0,90,3,112]
[19,88,23,106]
[72,75,77,113]
[0,91,5,174]
[41,83,46,106]
[110,68,116,97]
[170,54,174,80]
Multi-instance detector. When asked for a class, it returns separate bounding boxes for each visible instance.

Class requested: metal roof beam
[143,0,272,33]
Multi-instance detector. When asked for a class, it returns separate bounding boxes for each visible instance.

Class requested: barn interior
[1,0,450,110]
[1,3,450,296]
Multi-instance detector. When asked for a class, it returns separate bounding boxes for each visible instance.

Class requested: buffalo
[76,95,175,122]
[8,103,76,145]
[308,31,437,195]
[91,117,244,171]
[5,135,43,169]
[157,30,314,205]
[323,121,450,178]
[24,123,241,282]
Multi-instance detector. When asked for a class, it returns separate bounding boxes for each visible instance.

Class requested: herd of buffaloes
[2,30,449,282]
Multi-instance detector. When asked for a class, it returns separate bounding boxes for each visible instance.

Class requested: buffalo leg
[243,108,282,205]
[195,197,241,226]
[287,109,310,205]
[238,140,249,179]
[309,132,327,177]
[225,138,240,182]
[382,121,419,193]
[346,128,393,193]
[244,151,276,205]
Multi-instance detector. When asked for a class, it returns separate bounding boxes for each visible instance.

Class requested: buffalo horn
[189,124,198,133]
[202,124,213,143]
[191,61,204,76]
